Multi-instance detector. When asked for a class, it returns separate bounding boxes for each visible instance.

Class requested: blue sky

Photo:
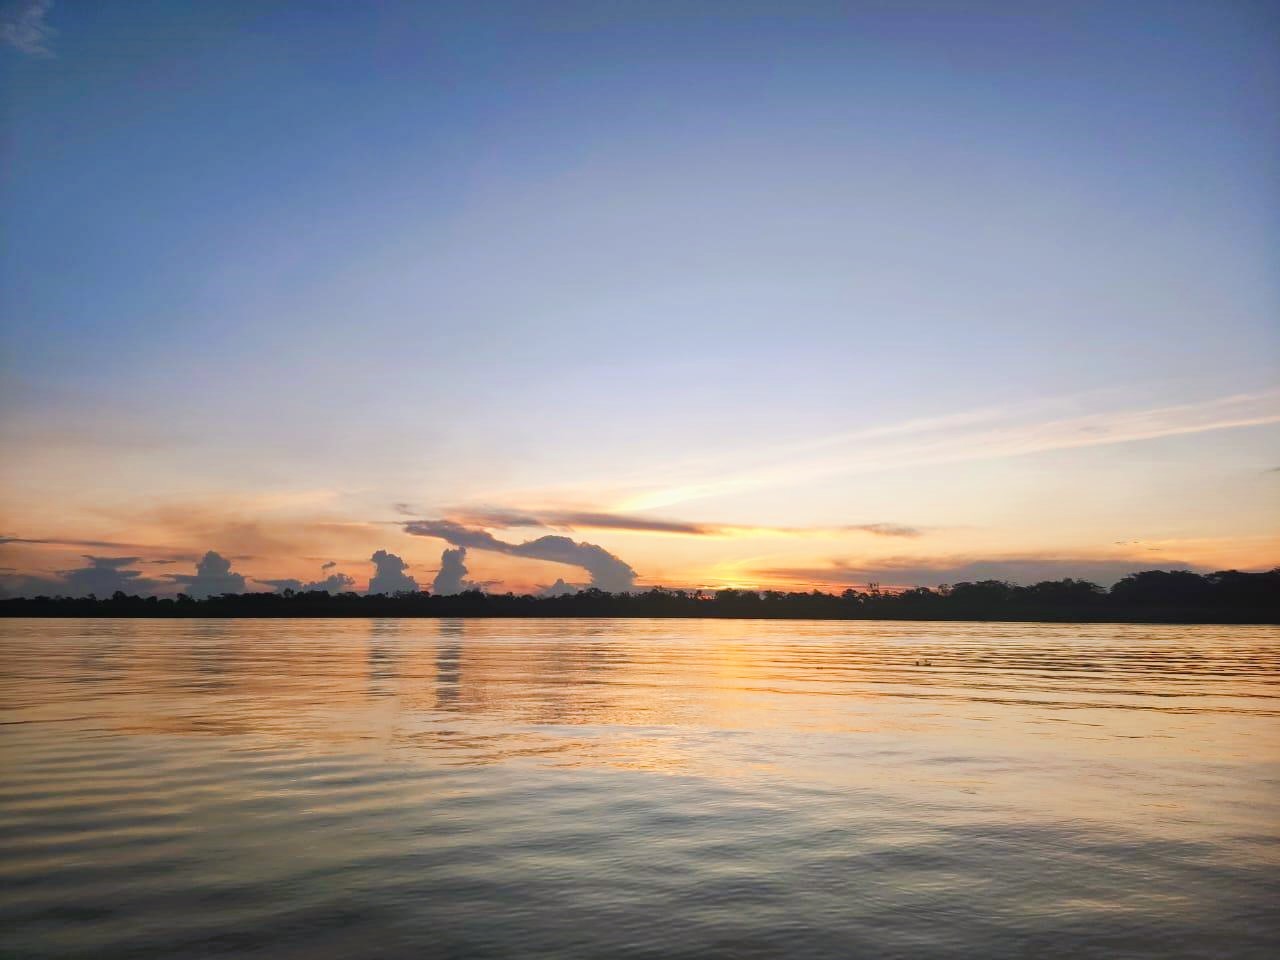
[1,1,1277,594]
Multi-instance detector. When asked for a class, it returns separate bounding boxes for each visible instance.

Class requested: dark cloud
[368,549,418,595]
[431,547,472,595]
[76,555,140,567]
[405,520,637,592]
[321,560,337,570]
[0,551,173,597]
[60,555,160,597]
[754,554,1207,590]
[405,519,506,551]
[0,572,64,598]
[170,551,247,599]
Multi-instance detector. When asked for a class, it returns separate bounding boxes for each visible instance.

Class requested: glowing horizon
[1,2,1277,597]
[2,387,1276,596]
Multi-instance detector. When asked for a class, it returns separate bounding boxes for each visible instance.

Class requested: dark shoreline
[1,614,1275,625]
[3,568,1276,624]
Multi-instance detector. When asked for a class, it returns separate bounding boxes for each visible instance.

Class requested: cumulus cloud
[1,0,54,56]
[431,547,472,595]
[368,549,418,595]
[257,570,357,594]
[405,519,637,592]
[537,578,580,597]
[314,571,356,593]
[170,551,247,599]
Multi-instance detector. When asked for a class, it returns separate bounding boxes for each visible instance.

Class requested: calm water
[1,618,1277,959]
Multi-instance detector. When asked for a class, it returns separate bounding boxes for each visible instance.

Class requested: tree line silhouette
[2,569,1276,623]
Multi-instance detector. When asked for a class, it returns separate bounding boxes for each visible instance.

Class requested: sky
[1,0,1277,597]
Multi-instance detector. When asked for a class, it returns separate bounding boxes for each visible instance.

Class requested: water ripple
[1,618,1277,958]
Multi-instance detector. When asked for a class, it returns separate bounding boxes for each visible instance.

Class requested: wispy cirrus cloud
[1,0,54,56]
[616,389,1280,511]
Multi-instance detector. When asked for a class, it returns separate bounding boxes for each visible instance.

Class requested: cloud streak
[617,389,1280,510]
[446,508,923,539]
[0,534,178,552]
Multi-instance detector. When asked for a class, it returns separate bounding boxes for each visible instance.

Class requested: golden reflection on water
[6,617,1279,782]
[2,618,1279,959]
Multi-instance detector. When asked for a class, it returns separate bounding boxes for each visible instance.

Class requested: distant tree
[1110,570,1213,607]
[2,569,1276,622]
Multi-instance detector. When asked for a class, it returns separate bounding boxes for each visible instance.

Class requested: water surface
[2,618,1277,958]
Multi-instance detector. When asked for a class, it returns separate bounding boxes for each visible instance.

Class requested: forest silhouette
[2,569,1276,623]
